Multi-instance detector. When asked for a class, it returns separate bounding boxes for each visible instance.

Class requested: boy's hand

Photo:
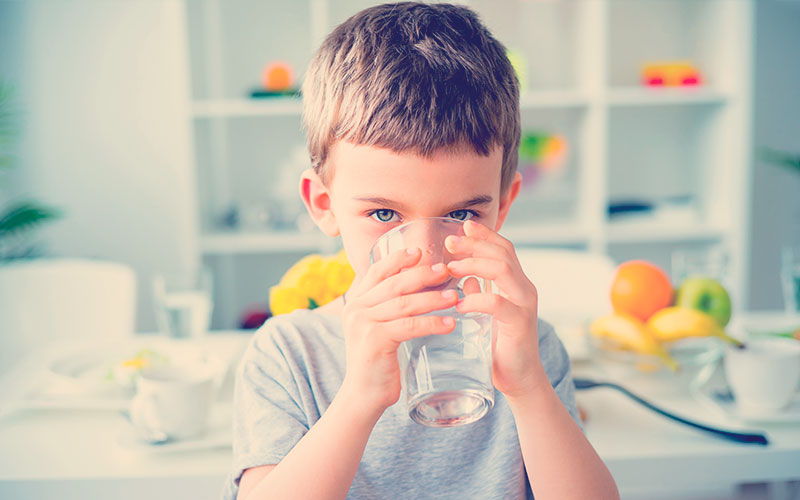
[339,248,459,416]
[445,220,549,400]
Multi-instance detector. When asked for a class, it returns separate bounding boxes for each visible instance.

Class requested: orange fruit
[610,260,673,321]
[263,62,293,92]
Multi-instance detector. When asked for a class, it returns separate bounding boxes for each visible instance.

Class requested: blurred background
[0,0,797,334]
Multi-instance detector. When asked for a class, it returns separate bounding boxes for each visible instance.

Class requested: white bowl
[588,335,724,396]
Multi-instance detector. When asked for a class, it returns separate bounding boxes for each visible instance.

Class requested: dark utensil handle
[574,377,769,446]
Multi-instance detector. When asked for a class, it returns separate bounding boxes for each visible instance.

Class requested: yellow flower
[269,286,311,316]
[298,271,327,306]
[269,249,355,315]
[280,254,323,287]
[324,259,355,296]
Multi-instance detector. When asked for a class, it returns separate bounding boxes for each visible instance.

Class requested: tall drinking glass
[370,217,494,427]
[782,245,800,314]
[671,246,730,288]
[152,268,213,339]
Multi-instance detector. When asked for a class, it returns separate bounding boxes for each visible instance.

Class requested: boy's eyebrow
[354,195,494,210]
[452,195,494,208]
[354,197,406,209]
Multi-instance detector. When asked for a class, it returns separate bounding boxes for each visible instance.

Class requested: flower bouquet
[269,250,355,316]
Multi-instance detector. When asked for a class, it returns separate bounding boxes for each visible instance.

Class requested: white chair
[0,258,137,372]
[514,249,617,359]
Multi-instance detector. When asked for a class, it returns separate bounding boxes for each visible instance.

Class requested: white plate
[115,403,232,454]
[15,338,228,411]
[690,361,800,424]
[729,313,800,339]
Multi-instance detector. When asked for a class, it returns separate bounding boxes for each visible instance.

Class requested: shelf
[192,97,302,118]
[519,90,589,109]
[606,219,725,244]
[606,87,730,107]
[192,90,588,118]
[191,87,724,118]
[200,230,325,254]
[502,222,589,247]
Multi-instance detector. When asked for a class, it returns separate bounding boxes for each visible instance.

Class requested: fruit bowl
[587,335,723,396]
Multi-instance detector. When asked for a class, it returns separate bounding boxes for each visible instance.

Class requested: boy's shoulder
[535,317,570,372]
[243,309,343,365]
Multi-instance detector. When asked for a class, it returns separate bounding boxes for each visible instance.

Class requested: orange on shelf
[263,61,293,92]
[610,260,674,321]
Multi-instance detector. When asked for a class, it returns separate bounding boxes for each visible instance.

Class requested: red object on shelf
[240,308,271,330]
[682,76,700,85]
[642,61,703,87]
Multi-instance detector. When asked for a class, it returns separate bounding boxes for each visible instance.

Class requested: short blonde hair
[302,2,520,193]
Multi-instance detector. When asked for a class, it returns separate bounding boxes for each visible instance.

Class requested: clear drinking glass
[370,217,494,427]
[782,245,800,314]
[671,246,730,287]
[152,268,213,339]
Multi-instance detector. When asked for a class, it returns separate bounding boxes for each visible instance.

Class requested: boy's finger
[447,257,533,304]
[361,263,452,307]
[462,276,483,295]
[368,289,459,321]
[455,292,531,325]
[463,219,514,250]
[381,314,456,345]
[357,248,422,294]
[445,234,507,260]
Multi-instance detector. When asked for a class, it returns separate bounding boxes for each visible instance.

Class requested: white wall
[3,0,198,330]
[749,0,800,310]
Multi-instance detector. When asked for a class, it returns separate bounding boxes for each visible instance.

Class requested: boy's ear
[494,172,522,232]
[299,168,340,237]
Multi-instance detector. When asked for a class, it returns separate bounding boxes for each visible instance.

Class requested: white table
[1,316,799,500]
[576,376,800,499]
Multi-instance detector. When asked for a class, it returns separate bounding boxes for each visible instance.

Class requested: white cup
[724,337,800,416]
[130,363,216,441]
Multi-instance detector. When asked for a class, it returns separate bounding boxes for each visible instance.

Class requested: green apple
[675,276,732,327]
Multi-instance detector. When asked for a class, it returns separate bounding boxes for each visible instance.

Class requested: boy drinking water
[226,3,618,499]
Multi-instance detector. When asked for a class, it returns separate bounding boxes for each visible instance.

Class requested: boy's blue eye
[447,210,475,221]
[370,209,398,223]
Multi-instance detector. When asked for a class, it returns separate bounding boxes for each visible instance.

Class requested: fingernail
[441,316,455,327]
[441,289,456,300]
[431,263,445,272]
[406,248,418,255]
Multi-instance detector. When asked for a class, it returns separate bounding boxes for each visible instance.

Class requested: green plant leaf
[0,202,61,238]
[760,148,800,173]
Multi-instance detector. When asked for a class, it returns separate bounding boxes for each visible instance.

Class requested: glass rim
[369,216,465,261]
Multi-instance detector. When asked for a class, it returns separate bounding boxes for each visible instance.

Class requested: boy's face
[301,141,521,285]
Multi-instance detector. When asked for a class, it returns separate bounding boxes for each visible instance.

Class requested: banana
[646,306,744,348]
[590,313,679,371]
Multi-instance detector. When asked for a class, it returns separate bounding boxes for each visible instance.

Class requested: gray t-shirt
[223,308,579,500]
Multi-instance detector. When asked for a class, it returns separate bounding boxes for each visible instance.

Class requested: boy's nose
[402,219,454,268]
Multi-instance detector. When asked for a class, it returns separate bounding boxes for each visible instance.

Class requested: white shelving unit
[183,0,753,329]
[191,97,303,118]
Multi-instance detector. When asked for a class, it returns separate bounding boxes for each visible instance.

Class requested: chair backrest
[0,258,137,372]
[515,249,616,321]
[515,248,617,358]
